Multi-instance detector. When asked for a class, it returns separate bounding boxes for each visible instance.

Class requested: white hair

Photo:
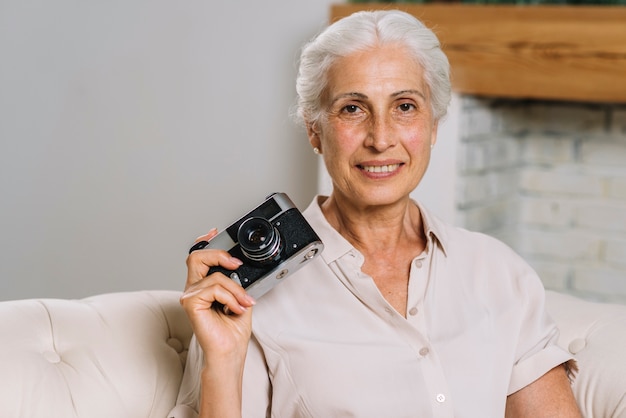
[294,10,451,126]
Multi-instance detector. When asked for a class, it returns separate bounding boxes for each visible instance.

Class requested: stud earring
[313,147,321,155]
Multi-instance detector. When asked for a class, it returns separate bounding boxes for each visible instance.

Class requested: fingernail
[230,257,243,266]
[246,295,256,305]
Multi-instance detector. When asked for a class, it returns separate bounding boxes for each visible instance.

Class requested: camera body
[193,192,323,299]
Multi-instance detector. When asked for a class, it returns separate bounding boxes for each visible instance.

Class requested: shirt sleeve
[168,335,202,418]
[242,334,272,418]
[168,404,199,418]
[507,264,573,395]
[167,334,272,418]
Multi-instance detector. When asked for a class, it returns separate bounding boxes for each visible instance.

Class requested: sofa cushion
[546,290,626,418]
[0,290,192,418]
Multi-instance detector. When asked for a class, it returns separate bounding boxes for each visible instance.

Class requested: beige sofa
[1,289,625,418]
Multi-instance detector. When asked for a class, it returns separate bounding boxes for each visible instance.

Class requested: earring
[430,144,434,150]
[313,147,321,155]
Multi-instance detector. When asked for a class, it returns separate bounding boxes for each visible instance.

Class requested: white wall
[0,0,336,300]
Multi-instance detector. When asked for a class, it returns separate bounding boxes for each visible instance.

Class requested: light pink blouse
[170,196,572,418]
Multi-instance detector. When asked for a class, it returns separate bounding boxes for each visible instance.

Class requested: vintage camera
[189,192,324,299]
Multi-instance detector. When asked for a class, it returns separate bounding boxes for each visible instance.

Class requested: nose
[364,115,396,152]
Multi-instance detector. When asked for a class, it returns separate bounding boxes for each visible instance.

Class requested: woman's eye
[343,104,360,113]
[398,103,415,112]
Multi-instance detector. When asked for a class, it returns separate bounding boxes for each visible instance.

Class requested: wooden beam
[330,4,626,103]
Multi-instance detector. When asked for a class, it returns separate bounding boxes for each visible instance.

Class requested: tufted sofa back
[0,290,192,418]
[2,289,626,418]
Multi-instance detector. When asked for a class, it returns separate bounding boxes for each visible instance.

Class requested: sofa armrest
[0,290,192,418]
[546,290,626,418]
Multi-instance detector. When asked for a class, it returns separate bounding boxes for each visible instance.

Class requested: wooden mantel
[331,4,626,103]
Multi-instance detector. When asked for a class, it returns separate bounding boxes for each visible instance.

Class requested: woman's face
[308,44,438,209]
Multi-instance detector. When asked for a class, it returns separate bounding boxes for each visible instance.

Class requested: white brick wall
[522,134,576,165]
[517,229,602,261]
[610,177,626,199]
[520,169,606,197]
[572,266,626,300]
[611,108,626,135]
[456,98,626,304]
[519,197,575,228]
[576,202,626,233]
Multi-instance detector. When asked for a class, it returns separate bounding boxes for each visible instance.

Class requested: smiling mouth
[359,163,402,173]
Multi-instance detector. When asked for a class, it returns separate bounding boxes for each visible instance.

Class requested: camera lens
[237,217,283,263]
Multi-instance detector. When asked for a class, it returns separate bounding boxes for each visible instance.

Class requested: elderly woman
[172,10,581,418]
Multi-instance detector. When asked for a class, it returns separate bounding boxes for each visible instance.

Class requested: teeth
[362,164,400,173]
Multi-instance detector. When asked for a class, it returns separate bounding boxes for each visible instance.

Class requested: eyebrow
[329,89,426,106]
[329,92,368,106]
[391,89,426,100]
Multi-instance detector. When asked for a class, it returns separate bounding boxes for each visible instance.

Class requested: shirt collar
[302,196,354,265]
[302,195,449,265]
[414,199,449,257]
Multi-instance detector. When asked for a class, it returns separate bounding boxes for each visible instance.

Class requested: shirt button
[414,260,423,268]
[408,307,418,316]
[436,394,446,403]
[419,347,429,357]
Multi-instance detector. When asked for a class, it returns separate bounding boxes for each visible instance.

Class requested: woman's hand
[181,229,256,418]
[181,229,256,359]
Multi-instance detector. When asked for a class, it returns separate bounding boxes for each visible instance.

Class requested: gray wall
[0,0,336,300]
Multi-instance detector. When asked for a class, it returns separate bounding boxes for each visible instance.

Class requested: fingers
[188,228,220,254]
[183,227,258,316]
[186,227,242,287]
[186,249,243,286]
[194,228,218,244]
[181,273,256,316]
[184,228,254,315]
[180,275,254,357]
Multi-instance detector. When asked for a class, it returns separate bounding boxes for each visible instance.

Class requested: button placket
[407,251,429,325]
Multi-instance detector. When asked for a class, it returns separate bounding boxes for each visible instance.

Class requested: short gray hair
[294,10,451,126]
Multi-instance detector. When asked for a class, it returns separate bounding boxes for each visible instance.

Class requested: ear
[430,119,439,149]
[306,121,321,151]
